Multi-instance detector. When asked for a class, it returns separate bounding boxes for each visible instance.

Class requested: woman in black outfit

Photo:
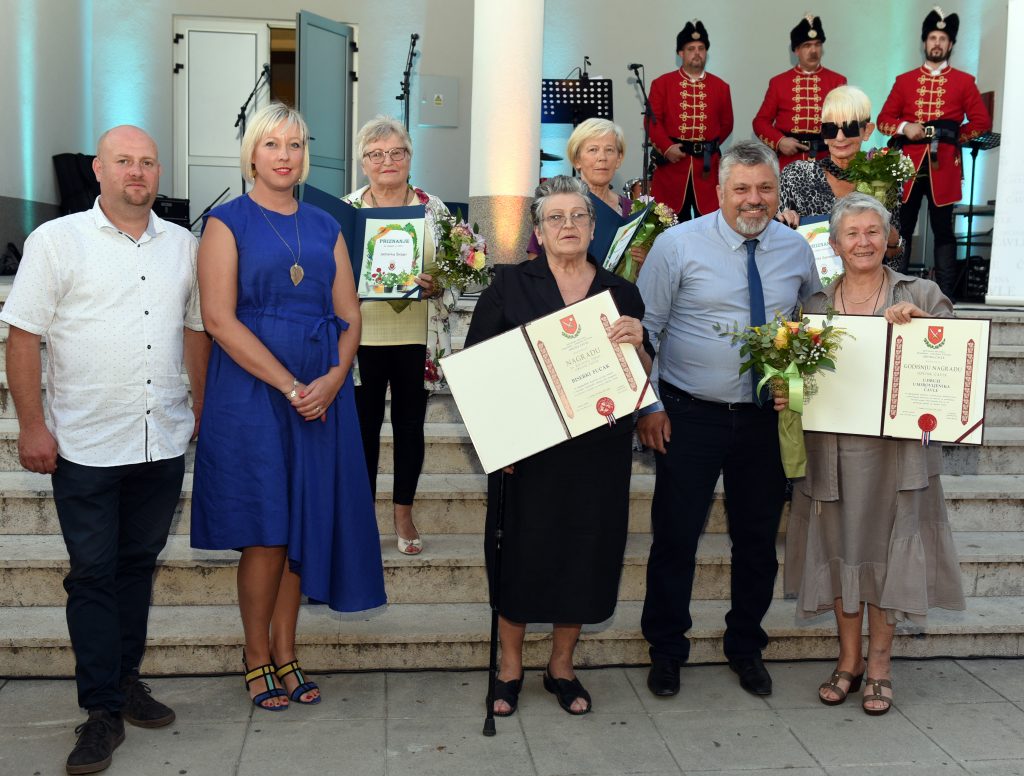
[466,176,651,716]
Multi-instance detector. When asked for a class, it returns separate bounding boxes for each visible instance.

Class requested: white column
[468,0,544,262]
[988,0,1024,305]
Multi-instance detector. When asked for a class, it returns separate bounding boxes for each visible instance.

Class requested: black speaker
[958,256,990,303]
[153,196,190,229]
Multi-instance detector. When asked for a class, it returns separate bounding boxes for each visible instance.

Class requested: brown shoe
[66,710,125,775]
[120,676,176,728]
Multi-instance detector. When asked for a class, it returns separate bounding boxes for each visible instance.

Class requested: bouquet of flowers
[615,196,678,283]
[844,147,917,209]
[431,211,492,294]
[716,312,849,477]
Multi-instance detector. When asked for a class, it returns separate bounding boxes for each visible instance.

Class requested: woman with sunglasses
[777,86,905,269]
[342,116,457,556]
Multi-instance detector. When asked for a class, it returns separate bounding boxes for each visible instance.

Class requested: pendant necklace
[255,201,304,285]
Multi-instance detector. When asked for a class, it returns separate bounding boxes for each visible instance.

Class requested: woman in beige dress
[782,193,965,715]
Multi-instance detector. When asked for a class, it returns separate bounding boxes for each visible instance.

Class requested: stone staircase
[1,279,1022,676]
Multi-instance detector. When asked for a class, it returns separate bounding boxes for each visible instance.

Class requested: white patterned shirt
[1,198,203,466]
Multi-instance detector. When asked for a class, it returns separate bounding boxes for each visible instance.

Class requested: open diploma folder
[300,184,425,301]
[801,314,990,444]
[440,290,657,472]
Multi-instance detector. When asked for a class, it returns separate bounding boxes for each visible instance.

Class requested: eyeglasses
[821,120,869,139]
[542,212,592,228]
[363,148,409,164]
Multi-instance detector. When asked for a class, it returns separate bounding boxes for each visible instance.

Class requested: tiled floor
[1,659,1023,775]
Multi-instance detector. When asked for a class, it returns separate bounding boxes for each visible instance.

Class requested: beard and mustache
[735,205,772,235]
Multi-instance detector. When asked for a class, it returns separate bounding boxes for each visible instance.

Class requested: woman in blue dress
[191,103,385,711]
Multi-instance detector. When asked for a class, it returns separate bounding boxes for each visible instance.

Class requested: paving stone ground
[1,658,1023,776]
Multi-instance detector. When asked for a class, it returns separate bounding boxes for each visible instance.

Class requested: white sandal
[397,535,423,555]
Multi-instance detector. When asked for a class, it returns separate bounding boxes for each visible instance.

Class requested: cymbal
[540,150,563,162]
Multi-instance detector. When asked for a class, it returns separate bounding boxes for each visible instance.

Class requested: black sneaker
[120,676,176,728]
[66,710,125,775]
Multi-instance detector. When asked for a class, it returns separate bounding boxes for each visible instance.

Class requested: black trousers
[898,174,958,299]
[354,344,429,504]
[677,175,701,223]
[51,455,184,712]
[641,384,786,662]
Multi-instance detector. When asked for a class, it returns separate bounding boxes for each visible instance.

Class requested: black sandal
[492,674,524,717]
[543,669,592,715]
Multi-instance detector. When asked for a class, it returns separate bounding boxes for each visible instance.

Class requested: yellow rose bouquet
[432,211,493,294]
[716,313,848,477]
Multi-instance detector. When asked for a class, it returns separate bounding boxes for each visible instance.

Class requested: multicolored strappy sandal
[276,660,321,704]
[243,658,288,712]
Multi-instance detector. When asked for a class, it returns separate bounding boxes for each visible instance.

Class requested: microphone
[411,33,420,40]
[627,63,644,70]
[262,63,271,79]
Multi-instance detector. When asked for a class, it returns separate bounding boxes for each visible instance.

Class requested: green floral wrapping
[778,409,806,479]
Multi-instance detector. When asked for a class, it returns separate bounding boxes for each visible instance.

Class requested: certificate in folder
[300,184,426,301]
[801,314,990,444]
[795,214,843,286]
[440,290,657,472]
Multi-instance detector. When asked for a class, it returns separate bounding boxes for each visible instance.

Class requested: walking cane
[482,470,506,736]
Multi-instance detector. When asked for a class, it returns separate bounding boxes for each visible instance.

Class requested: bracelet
[284,378,299,400]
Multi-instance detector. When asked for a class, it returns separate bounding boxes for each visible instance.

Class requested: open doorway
[171,14,355,229]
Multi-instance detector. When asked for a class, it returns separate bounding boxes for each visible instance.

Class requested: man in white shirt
[1,125,210,775]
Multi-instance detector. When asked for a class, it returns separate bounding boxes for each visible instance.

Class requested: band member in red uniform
[648,20,733,221]
[753,14,847,171]
[877,8,991,299]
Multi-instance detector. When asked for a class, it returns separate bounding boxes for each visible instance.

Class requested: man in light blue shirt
[637,140,820,699]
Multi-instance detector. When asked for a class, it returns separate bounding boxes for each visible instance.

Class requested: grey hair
[829,192,892,240]
[530,175,596,226]
[718,140,780,186]
[355,115,413,159]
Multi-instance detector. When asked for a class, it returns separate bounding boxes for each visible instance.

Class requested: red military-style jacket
[647,69,734,215]
[877,65,992,207]
[753,66,847,170]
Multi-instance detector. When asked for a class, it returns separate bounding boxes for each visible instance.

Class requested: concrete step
[2,418,1022,477]
[1,530,1020,608]
[1,596,1020,676]
[958,308,1024,344]
[1,471,1021,537]
[989,344,1024,383]
[986,383,1024,425]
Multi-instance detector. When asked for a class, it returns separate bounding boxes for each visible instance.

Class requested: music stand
[963,131,1000,263]
[541,79,613,126]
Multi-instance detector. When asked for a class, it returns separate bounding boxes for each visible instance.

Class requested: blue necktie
[745,238,766,404]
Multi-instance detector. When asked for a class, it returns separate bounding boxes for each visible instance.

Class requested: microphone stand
[396,34,420,132]
[189,187,232,232]
[235,64,271,191]
[629,64,654,196]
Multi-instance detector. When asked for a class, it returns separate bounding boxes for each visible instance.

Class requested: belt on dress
[236,308,349,368]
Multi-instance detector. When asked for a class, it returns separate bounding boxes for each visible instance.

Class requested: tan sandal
[862,677,893,716]
[818,668,864,706]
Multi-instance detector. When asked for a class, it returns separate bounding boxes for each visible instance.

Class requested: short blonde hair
[240,103,311,183]
[822,85,872,124]
[566,118,626,166]
[355,115,413,160]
